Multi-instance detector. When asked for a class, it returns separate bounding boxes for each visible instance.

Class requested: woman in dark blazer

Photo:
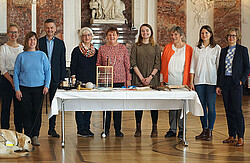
[216,27,250,146]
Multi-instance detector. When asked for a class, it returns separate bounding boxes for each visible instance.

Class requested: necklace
[174,42,184,48]
[7,42,19,48]
[108,45,118,66]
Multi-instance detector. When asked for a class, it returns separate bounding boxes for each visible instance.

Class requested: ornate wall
[36,0,64,39]
[214,0,241,48]
[157,0,186,48]
[1,1,243,50]
[7,0,32,45]
[81,0,91,26]
[5,0,64,45]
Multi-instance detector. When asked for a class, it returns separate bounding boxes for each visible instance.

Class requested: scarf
[79,43,95,57]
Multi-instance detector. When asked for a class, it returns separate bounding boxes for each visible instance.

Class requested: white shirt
[0,43,23,75]
[190,44,221,85]
[168,44,186,85]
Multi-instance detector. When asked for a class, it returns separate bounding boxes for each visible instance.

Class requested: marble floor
[0,95,249,163]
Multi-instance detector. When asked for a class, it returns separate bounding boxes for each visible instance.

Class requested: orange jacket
[160,43,193,85]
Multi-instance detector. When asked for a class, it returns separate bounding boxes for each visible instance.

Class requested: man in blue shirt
[39,19,66,138]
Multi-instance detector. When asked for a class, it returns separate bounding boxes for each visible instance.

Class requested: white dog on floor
[0,129,34,158]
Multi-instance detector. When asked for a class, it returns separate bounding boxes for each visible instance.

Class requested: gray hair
[170,26,184,36]
[78,27,94,40]
[170,26,185,42]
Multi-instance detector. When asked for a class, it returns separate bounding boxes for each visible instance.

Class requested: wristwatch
[150,74,155,78]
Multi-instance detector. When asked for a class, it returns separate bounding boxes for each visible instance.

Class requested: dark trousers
[135,110,158,124]
[0,76,23,132]
[20,86,44,138]
[103,111,121,132]
[48,81,59,130]
[75,111,92,132]
[222,76,245,138]
[103,83,124,133]
[169,110,183,133]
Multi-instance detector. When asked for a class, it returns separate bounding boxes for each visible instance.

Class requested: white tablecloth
[49,88,203,118]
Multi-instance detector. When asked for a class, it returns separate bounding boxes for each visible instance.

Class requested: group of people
[0,19,66,146]
[0,19,249,147]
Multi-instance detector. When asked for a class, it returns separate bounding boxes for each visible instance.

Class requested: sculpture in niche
[89,0,126,24]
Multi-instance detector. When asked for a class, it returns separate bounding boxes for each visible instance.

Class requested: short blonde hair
[225,27,241,42]
[79,27,94,40]
[7,23,20,33]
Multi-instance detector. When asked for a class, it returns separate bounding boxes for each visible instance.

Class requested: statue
[89,0,102,19]
[89,0,126,24]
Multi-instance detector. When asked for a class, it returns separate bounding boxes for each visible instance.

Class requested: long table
[50,88,203,147]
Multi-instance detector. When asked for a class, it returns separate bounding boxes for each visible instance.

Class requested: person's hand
[43,87,49,95]
[126,80,131,87]
[140,77,146,85]
[16,90,22,101]
[144,76,153,86]
[216,87,221,95]
[190,83,195,90]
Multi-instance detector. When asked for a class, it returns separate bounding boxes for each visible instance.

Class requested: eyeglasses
[82,34,92,37]
[8,31,18,34]
[227,34,237,38]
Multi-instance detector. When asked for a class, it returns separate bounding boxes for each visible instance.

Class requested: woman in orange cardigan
[161,26,193,139]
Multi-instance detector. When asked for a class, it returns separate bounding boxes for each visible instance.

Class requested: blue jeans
[195,84,216,130]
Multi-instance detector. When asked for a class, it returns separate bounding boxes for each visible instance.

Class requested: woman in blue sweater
[13,31,51,146]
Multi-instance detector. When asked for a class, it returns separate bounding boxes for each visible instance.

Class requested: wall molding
[63,0,81,66]
[133,0,157,41]
[0,0,7,33]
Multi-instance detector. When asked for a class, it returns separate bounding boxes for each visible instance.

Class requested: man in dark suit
[39,19,66,138]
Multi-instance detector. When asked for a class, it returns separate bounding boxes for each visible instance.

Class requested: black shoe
[77,130,94,137]
[48,129,60,138]
[165,131,176,138]
[178,131,183,139]
[115,131,124,137]
[101,131,109,138]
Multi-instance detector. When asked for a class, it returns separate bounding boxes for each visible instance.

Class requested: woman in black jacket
[70,27,98,137]
[216,27,250,146]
